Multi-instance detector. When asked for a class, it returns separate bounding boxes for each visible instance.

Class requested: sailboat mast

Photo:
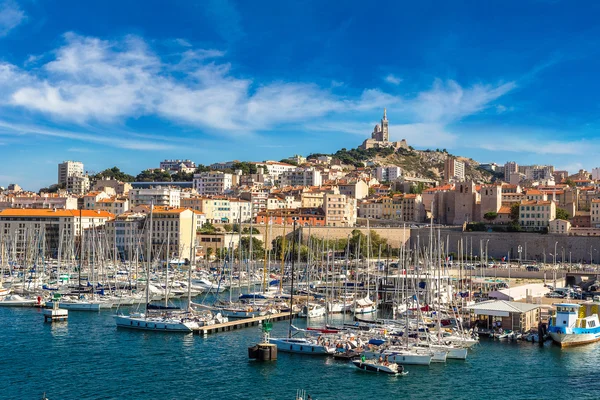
[145,204,153,313]
[288,217,298,338]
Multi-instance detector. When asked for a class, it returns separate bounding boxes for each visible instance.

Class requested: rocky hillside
[311,146,493,183]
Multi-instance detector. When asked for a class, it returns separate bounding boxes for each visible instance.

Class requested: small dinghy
[333,350,361,361]
[352,359,408,375]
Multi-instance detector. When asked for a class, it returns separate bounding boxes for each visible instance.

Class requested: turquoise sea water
[2,303,600,400]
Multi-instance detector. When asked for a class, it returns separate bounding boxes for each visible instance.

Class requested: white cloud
[410,79,516,123]
[384,74,402,85]
[0,0,25,37]
[0,120,180,151]
[0,32,518,153]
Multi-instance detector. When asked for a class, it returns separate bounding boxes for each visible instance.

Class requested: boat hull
[352,360,401,375]
[114,315,195,332]
[269,338,334,355]
[549,332,600,347]
[45,301,101,311]
[363,350,431,365]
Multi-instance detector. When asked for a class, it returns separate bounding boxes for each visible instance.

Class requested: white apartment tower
[58,161,84,186]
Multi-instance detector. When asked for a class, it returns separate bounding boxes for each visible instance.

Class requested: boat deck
[193,312,297,335]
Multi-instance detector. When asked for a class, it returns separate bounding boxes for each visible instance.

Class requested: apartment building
[323,193,356,226]
[375,166,402,182]
[0,209,113,256]
[193,171,233,195]
[129,188,181,208]
[519,200,556,231]
[58,161,84,186]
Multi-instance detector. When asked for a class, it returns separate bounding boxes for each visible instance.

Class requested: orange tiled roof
[0,209,113,218]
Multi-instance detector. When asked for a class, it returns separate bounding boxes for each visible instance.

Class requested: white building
[279,168,322,187]
[375,166,402,182]
[66,174,90,195]
[160,159,196,172]
[255,161,297,178]
[129,188,181,208]
[58,161,84,186]
[193,172,233,195]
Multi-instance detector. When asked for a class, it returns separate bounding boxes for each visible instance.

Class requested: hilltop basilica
[359,108,408,151]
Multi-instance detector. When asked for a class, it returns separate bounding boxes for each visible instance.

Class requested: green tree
[206,247,214,259]
[199,222,217,234]
[510,203,520,222]
[223,224,233,232]
[556,208,570,220]
[564,179,576,187]
[237,237,265,259]
[92,167,135,182]
[135,169,172,182]
[483,211,498,222]
[242,226,260,234]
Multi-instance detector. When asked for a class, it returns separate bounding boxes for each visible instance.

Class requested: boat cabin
[552,304,580,328]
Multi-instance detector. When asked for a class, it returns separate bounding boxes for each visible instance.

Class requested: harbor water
[2,305,600,400]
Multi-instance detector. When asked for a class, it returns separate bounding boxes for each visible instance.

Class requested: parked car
[526,266,540,272]
[464,265,476,270]
[546,292,565,298]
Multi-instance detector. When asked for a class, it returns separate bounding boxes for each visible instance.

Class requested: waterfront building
[255,207,326,226]
[0,208,113,256]
[104,212,146,259]
[145,207,203,260]
[193,171,233,195]
[549,219,571,234]
[358,198,384,219]
[323,193,357,226]
[519,200,556,231]
[591,199,600,228]
[467,300,541,333]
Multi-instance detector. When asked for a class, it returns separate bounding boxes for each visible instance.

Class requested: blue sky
[0,0,599,190]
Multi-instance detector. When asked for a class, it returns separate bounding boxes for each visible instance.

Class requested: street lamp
[518,245,523,267]
[554,241,558,268]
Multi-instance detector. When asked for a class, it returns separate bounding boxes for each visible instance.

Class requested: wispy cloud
[0,0,25,37]
[384,74,402,85]
[0,120,180,151]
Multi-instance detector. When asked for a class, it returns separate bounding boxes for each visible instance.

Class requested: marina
[3,305,600,400]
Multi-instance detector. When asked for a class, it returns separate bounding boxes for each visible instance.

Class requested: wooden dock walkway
[194,312,297,336]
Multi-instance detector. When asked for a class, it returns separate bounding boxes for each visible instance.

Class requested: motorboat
[352,359,408,375]
[0,294,39,307]
[269,337,336,355]
[299,303,326,318]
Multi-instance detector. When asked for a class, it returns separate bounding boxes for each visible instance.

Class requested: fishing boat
[548,303,600,347]
[352,358,408,375]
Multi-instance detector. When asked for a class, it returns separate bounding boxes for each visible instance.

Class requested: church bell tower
[381,108,389,141]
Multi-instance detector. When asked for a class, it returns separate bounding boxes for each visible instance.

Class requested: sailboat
[268,220,335,355]
[114,206,218,332]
